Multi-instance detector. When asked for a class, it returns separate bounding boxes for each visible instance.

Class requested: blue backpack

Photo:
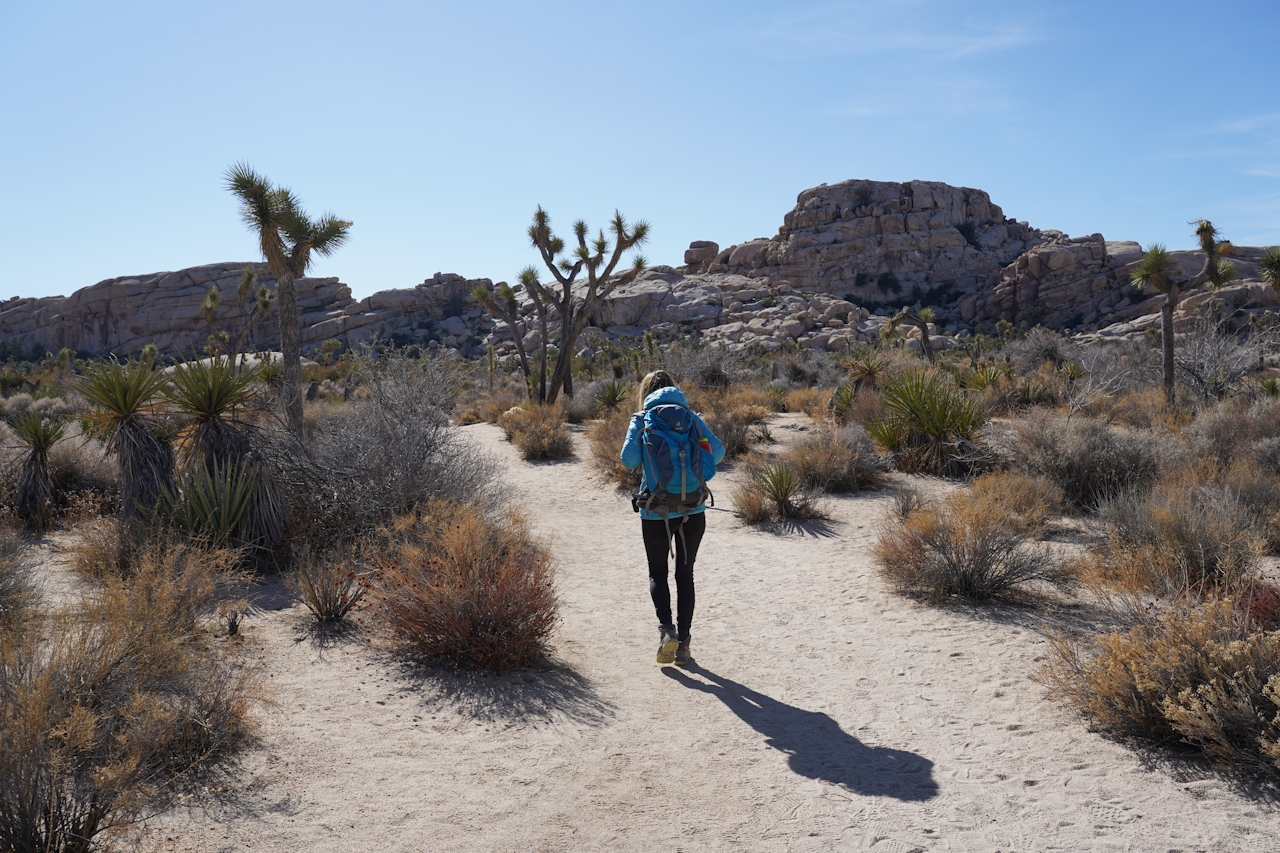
[635,403,716,519]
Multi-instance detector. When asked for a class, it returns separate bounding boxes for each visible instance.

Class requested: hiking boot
[656,625,679,664]
[674,639,692,667]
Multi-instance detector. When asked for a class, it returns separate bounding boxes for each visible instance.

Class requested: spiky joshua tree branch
[523,206,648,405]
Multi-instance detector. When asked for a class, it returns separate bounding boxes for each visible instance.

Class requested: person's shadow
[663,666,938,802]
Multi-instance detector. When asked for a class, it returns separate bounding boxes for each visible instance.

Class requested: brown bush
[287,545,373,624]
[782,387,830,419]
[370,503,558,672]
[730,455,826,524]
[0,539,256,852]
[497,404,574,461]
[1040,598,1280,777]
[586,410,642,490]
[967,471,1063,536]
[690,388,769,460]
[781,424,888,493]
[454,385,527,425]
[873,488,1065,603]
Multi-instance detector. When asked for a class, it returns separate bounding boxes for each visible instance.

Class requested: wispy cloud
[824,76,1015,118]
[755,0,1044,59]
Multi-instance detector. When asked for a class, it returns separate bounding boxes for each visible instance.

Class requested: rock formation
[3,178,1276,362]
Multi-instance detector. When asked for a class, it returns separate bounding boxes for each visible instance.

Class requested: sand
[96,418,1280,851]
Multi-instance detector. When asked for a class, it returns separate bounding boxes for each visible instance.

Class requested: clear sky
[2,0,1277,301]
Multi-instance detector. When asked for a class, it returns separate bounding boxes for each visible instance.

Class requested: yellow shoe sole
[656,637,679,664]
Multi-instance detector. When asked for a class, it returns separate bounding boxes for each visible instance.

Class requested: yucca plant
[1260,246,1280,294]
[9,410,68,533]
[847,353,887,389]
[165,357,285,554]
[164,356,257,468]
[1261,377,1280,400]
[594,377,631,413]
[830,382,858,424]
[868,370,989,476]
[154,461,257,544]
[78,360,173,518]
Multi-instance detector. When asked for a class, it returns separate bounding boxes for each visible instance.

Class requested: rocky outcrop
[685,179,1043,304]
[0,264,501,359]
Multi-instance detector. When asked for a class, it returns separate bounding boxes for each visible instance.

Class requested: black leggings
[641,512,706,642]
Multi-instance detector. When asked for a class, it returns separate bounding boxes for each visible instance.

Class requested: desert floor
[48,416,1280,852]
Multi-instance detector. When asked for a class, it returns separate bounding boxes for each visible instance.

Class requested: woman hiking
[621,370,725,666]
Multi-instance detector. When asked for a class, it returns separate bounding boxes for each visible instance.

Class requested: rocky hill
[2,178,1275,360]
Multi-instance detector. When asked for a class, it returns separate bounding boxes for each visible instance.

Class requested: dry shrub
[286,545,373,624]
[690,388,770,460]
[70,517,129,580]
[1090,386,1195,430]
[371,502,557,672]
[1184,400,1280,468]
[967,471,1063,536]
[454,385,527,425]
[587,410,642,490]
[1009,412,1158,510]
[781,424,887,493]
[270,353,496,551]
[874,487,1064,602]
[1088,476,1263,598]
[782,387,830,419]
[731,455,825,524]
[498,404,574,461]
[0,539,256,852]
[1040,599,1280,777]
[0,527,34,631]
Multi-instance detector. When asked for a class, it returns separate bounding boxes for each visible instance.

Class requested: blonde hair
[638,370,676,408]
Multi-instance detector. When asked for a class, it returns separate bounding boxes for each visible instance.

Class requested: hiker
[621,370,726,666]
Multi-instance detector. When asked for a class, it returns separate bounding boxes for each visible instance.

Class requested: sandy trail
[128,420,1278,852]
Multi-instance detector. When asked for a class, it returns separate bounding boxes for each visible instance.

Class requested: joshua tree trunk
[277,271,304,439]
[1161,294,1176,407]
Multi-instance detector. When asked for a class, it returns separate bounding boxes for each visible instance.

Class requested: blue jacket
[620,386,726,520]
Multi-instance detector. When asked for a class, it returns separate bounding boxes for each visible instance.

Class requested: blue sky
[1,0,1277,300]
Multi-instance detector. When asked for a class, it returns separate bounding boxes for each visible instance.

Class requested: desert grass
[586,410,642,490]
[0,527,34,631]
[371,503,558,672]
[498,404,574,461]
[873,486,1064,603]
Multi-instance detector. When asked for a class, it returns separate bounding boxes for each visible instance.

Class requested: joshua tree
[887,307,937,363]
[523,206,648,404]
[225,164,351,440]
[79,360,174,518]
[202,267,278,364]
[9,410,68,533]
[1261,246,1280,294]
[473,281,534,400]
[1131,220,1236,406]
